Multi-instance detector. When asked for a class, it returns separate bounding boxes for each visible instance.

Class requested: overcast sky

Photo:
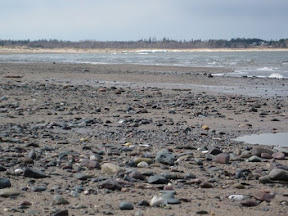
[1,0,288,41]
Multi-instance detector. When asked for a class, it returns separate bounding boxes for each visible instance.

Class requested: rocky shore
[0,63,287,216]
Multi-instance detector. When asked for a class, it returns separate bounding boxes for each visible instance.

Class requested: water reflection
[234,133,288,147]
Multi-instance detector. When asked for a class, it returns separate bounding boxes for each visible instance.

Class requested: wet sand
[0,62,288,216]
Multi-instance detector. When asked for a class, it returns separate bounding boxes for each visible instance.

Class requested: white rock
[228,195,245,200]
[150,195,168,207]
[137,161,149,168]
[14,168,24,175]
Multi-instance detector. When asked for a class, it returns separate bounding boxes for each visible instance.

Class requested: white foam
[257,67,275,71]
[268,73,284,79]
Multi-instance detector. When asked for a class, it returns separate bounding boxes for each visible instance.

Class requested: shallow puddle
[234,132,288,147]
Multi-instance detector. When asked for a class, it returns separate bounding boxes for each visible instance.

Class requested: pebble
[147,175,169,184]
[0,188,21,198]
[155,149,175,165]
[52,195,70,205]
[240,199,260,207]
[228,195,245,200]
[253,191,275,202]
[23,167,48,178]
[0,178,11,189]
[98,178,122,190]
[74,172,92,180]
[137,161,149,168]
[150,195,168,207]
[251,147,273,157]
[119,201,134,210]
[269,169,288,181]
[101,163,121,174]
[272,152,285,160]
[212,152,230,164]
[247,156,263,162]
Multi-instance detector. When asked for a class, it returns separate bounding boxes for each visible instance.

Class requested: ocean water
[1,50,288,78]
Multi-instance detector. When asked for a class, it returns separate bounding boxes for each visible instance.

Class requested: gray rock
[269,169,288,181]
[129,170,146,180]
[147,175,169,184]
[247,156,263,162]
[52,195,69,205]
[24,167,48,178]
[0,165,6,172]
[251,147,273,157]
[273,147,288,156]
[53,210,69,216]
[212,152,230,164]
[0,188,21,198]
[208,148,222,155]
[0,178,11,189]
[28,150,37,160]
[155,149,175,165]
[98,178,122,190]
[119,201,134,210]
[74,173,92,180]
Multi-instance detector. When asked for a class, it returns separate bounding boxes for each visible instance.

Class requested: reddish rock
[272,152,286,160]
[200,182,214,188]
[253,191,275,202]
[240,199,259,207]
[261,153,273,159]
[212,152,230,164]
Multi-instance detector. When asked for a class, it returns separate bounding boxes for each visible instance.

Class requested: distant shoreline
[1,47,288,54]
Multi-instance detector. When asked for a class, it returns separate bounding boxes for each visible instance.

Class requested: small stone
[137,161,149,168]
[261,153,273,159]
[155,149,175,165]
[200,182,214,188]
[119,201,134,210]
[101,163,121,174]
[28,150,37,160]
[247,156,262,162]
[269,169,288,181]
[129,170,146,180]
[208,148,222,155]
[251,147,273,157]
[98,178,122,190]
[74,173,92,180]
[212,152,230,164]
[0,165,6,172]
[150,195,168,207]
[273,147,288,156]
[232,183,245,189]
[253,191,275,202]
[80,159,101,170]
[0,188,21,198]
[272,152,285,160]
[228,195,245,200]
[147,175,169,184]
[259,175,274,184]
[201,125,209,130]
[23,167,48,178]
[52,195,69,205]
[0,178,11,189]
[240,199,260,207]
[53,210,69,216]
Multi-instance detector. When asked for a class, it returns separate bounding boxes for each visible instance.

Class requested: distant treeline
[0,37,288,49]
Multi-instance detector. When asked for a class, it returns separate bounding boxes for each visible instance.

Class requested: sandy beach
[0,62,288,216]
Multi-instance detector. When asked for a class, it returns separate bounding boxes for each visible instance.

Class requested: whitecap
[268,73,284,79]
[257,67,275,71]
